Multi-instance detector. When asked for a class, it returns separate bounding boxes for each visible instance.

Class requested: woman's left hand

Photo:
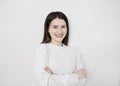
[74,68,87,78]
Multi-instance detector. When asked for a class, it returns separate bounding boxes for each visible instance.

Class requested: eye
[53,26,57,28]
[62,26,66,28]
[52,25,58,29]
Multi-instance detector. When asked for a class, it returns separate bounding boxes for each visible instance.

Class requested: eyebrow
[51,25,67,27]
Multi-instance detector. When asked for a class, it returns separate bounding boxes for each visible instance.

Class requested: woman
[33,11,87,86]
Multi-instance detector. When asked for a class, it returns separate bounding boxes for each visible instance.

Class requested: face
[48,18,67,43]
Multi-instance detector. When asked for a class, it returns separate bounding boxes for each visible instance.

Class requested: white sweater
[33,43,87,86]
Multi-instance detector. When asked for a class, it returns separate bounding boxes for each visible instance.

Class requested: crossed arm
[34,45,87,86]
[44,66,87,78]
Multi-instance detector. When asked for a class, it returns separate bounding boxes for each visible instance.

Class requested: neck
[50,40,63,46]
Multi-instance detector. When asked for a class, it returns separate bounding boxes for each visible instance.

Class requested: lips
[54,34,64,38]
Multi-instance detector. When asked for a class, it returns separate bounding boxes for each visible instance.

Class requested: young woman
[33,11,87,86]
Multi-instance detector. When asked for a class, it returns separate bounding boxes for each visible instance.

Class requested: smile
[55,34,64,38]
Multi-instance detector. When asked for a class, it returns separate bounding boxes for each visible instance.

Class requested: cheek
[49,28,56,36]
[63,28,67,34]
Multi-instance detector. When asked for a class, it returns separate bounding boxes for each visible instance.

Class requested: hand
[44,66,53,74]
[74,68,87,78]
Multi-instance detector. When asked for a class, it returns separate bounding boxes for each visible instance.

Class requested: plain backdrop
[0,0,120,86]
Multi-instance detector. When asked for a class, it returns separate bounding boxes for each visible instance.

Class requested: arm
[45,48,86,86]
[44,48,87,86]
[33,45,86,86]
[33,45,51,86]
[33,45,77,86]
[75,48,87,86]
[44,66,80,86]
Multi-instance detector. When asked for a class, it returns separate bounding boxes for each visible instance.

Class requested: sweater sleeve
[75,48,87,86]
[48,48,87,86]
[48,73,80,86]
[33,45,51,86]
[48,73,86,86]
[75,48,84,69]
[33,45,86,86]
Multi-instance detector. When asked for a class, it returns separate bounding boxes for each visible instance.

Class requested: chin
[55,39,63,43]
[57,38,64,42]
[56,40,63,43]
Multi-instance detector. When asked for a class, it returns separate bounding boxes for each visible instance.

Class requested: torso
[42,43,77,74]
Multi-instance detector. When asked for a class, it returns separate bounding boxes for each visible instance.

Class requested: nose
[58,28,62,33]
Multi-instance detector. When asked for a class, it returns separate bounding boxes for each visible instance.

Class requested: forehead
[50,18,66,25]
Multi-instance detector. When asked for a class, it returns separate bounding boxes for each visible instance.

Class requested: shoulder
[36,43,48,52]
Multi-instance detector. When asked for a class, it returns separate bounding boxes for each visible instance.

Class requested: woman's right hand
[44,66,53,74]
[75,68,87,78]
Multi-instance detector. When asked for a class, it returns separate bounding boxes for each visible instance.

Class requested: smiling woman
[48,18,67,46]
[33,11,87,86]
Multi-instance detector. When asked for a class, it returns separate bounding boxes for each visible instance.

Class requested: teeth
[55,34,63,37]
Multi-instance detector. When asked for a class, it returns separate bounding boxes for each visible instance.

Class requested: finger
[44,67,51,73]
[44,66,49,70]
[79,68,85,71]
[44,67,53,74]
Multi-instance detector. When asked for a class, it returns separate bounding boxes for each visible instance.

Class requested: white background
[0,0,120,86]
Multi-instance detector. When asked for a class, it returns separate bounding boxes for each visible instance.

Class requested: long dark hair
[41,11,69,45]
